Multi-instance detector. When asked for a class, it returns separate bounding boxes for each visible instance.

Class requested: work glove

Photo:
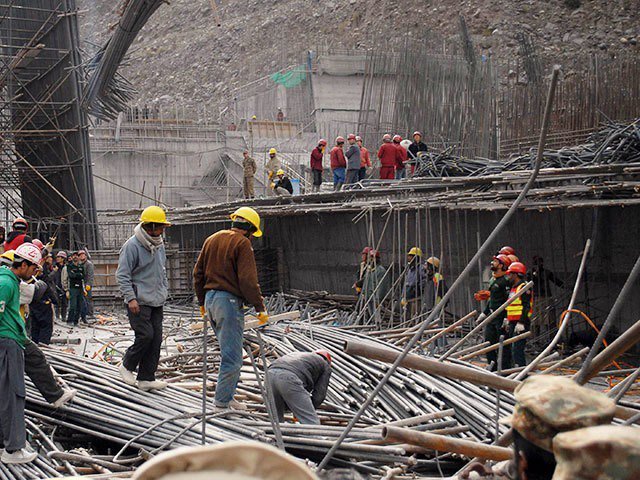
[65,291,70,300]
[475,312,487,326]
[502,318,510,330]
[85,285,91,292]
[270,182,275,189]
[400,298,407,308]
[514,322,526,334]
[257,311,269,326]
[474,290,490,301]
[355,286,362,293]
[199,305,206,318]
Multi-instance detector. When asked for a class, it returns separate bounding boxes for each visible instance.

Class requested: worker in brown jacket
[193,206,269,411]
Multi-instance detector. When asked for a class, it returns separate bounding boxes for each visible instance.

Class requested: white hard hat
[14,242,42,265]
[400,139,412,149]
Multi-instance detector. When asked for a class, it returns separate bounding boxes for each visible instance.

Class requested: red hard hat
[347,133,356,141]
[32,239,44,250]
[318,139,327,146]
[369,249,381,259]
[336,136,345,144]
[507,254,519,264]
[494,254,512,268]
[507,261,527,275]
[382,134,392,142]
[413,131,422,137]
[499,246,516,256]
[315,349,332,364]
[392,135,402,143]
[13,217,28,230]
[361,246,372,255]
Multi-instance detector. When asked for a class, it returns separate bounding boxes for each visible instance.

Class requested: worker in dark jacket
[344,134,361,185]
[309,139,326,193]
[408,131,428,175]
[267,350,332,425]
[66,253,85,326]
[272,170,293,196]
[29,274,57,345]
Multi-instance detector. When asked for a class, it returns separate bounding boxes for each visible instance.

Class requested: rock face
[77,0,639,113]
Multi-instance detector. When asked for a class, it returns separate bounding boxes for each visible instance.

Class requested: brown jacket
[193,229,264,311]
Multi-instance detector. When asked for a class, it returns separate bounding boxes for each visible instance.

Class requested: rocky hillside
[78,0,638,112]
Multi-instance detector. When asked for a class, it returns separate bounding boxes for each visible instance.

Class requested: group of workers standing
[240,131,428,198]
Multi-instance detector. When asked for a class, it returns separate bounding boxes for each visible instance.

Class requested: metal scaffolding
[0,0,97,248]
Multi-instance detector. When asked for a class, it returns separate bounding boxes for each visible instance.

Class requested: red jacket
[4,232,31,251]
[395,144,407,170]
[330,146,346,169]
[360,147,371,168]
[377,143,397,167]
[310,147,324,171]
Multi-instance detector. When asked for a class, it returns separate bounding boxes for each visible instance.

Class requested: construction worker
[266,148,280,184]
[0,243,41,464]
[117,206,171,392]
[401,247,427,318]
[242,150,257,199]
[506,376,616,480]
[266,350,332,425]
[408,131,428,173]
[504,261,532,369]
[356,136,371,181]
[309,139,326,193]
[3,250,76,411]
[330,136,346,190]
[66,251,85,326]
[474,254,512,371]
[276,108,284,122]
[425,256,447,312]
[361,249,390,322]
[193,207,268,411]
[78,250,94,319]
[272,169,293,196]
[352,246,372,295]
[132,441,318,480]
[393,135,407,179]
[344,133,361,185]
[52,251,67,320]
[377,134,397,180]
[29,270,57,345]
[3,218,32,252]
[552,425,640,480]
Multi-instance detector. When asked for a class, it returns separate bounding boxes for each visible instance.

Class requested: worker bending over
[267,350,332,425]
[272,169,293,196]
[193,207,268,411]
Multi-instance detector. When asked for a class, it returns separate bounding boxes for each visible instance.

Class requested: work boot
[138,380,168,392]
[1,449,38,464]
[118,364,136,386]
[52,388,77,409]
[228,399,247,411]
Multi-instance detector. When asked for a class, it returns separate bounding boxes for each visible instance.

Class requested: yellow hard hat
[269,148,277,155]
[251,115,257,119]
[408,247,422,257]
[230,207,262,237]
[427,256,440,269]
[0,249,15,265]
[276,169,285,176]
[140,206,171,226]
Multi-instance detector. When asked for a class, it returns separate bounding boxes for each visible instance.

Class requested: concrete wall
[90,124,226,210]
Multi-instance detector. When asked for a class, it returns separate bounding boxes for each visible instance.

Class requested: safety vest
[432,273,444,304]
[506,282,533,322]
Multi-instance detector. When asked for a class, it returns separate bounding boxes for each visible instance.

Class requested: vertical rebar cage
[0,0,97,248]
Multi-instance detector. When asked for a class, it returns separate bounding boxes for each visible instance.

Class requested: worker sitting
[266,350,332,425]
[271,169,293,196]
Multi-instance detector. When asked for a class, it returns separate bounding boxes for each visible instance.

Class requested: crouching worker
[267,350,332,425]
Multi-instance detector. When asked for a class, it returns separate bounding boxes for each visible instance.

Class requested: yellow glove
[257,311,269,326]
[355,286,362,293]
[270,182,276,189]
[400,298,407,308]
[199,305,206,318]
[85,285,91,292]
[83,289,88,297]
[65,291,70,300]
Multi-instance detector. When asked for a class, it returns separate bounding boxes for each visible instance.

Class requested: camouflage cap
[504,375,615,452]
[552,425,640,480]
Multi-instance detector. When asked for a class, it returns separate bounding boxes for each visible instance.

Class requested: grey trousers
[268,368,319,425]
[0,338,26,451]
